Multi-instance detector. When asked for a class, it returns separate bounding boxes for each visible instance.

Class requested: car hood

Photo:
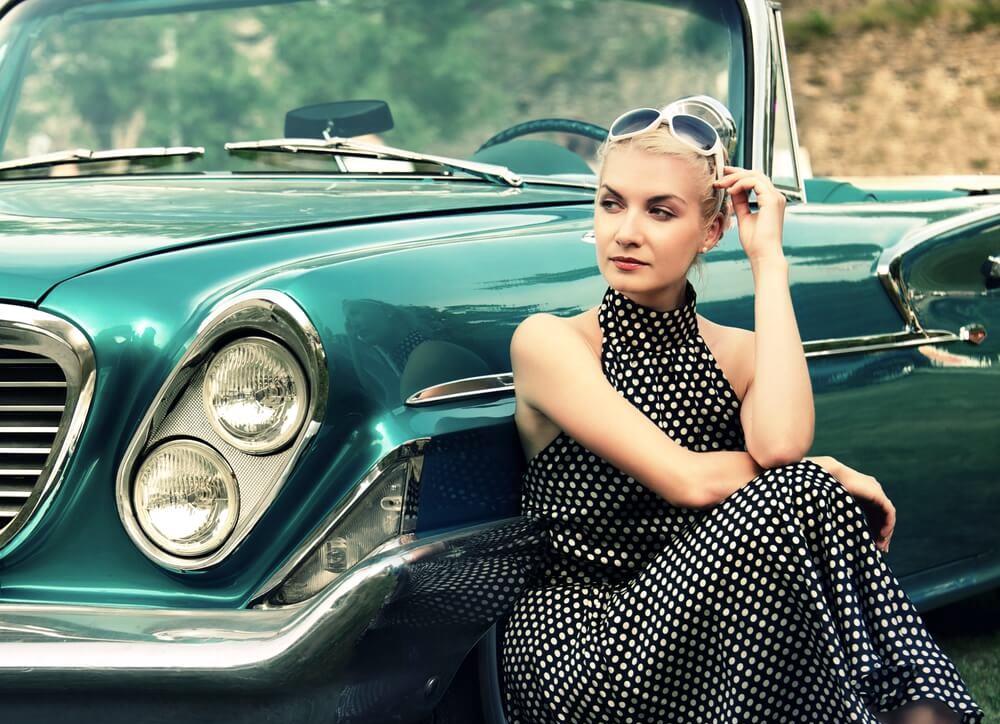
[0,175,593,304]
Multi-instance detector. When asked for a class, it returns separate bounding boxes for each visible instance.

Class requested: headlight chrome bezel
[202,336,309,455]
[116,290,327,572]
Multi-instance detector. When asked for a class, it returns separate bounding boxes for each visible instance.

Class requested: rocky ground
[781,0,999,176]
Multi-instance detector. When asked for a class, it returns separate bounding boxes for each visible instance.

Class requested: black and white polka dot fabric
[500,280,984,723]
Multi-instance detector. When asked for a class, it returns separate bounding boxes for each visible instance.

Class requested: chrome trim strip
[405,373,513,407]
[0,305,95,554]
[0,516,524,686]
[801,329,962,358]
[743,0,772,178]
[769,6,807,202]
[876,206,1000,330]
[404,327,978,407]
[115,290,328,571]
[248,437,430,606]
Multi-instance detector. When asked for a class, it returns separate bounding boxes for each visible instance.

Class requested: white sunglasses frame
[608,106,727,216]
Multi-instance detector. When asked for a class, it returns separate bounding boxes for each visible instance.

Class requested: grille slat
[0,381,67,388]
[0,485,32,499]
[0,447,52,455]
[0,347,67,533]
[0,405,65,413]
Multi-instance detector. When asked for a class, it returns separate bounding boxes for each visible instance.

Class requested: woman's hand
[805,456,896,554]
[713,165,787,264]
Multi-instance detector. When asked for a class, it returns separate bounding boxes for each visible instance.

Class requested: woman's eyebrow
[600,183,688,208]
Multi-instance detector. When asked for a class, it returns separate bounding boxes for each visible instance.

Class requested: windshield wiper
[0,146,205,173]
[223,136,523,188]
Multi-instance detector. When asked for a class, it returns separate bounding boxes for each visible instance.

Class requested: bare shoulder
[511,311,600,398]
[696,315,755,400]
[510,310,601,460]
[511,308,601,362]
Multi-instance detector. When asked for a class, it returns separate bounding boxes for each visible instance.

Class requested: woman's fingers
[882,495,896,539]
[718,175,784,204]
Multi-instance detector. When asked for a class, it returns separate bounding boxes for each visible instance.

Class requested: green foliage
[965,0,1000,30]
[783,0,951,44]
[855,0,941,32]
[783,10,835,52]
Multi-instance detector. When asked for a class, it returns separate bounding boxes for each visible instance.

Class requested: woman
[500,102,984,723]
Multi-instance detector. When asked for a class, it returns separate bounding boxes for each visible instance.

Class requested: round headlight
[202,337,308,454]
[133,440,239,557]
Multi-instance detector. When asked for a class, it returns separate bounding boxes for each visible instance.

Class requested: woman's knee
[745,459,834,498]
[731,459,848,531]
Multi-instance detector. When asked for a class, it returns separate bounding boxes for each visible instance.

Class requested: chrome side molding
[404,325,986,407]
[405,373,513,407]
[800,328,975,358]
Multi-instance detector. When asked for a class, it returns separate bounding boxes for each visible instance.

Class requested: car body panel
[0,176,593,303]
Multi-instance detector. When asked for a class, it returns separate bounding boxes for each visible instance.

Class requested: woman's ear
[701,212,725,252]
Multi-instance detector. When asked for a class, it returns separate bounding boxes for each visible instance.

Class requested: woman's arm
[716,166,814,467]
[512,313,764,509]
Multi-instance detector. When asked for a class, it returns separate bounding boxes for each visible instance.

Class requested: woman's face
[594,146,717,300]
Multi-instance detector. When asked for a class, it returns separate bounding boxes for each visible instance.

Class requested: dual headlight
[133,337,308,557]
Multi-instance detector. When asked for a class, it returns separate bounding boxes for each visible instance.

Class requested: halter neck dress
[500,280,983,724]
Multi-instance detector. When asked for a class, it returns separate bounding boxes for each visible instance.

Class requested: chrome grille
[0,348,66,528]
[0,304,94,553]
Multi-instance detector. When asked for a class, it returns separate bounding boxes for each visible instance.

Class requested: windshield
[0,0,746,181]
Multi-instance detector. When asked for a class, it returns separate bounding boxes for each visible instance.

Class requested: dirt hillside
[781,0,999,176]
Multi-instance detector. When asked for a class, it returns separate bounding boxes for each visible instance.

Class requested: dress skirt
[501,459,984,723]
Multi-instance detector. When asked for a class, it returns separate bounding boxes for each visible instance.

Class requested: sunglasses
[608,107,726,215]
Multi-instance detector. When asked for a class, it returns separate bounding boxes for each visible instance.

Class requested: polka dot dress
[500,280,984,723]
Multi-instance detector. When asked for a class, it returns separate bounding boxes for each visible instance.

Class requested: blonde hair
[596,122,733,280]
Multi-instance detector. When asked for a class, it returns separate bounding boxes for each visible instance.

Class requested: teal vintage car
[0,0,996,722]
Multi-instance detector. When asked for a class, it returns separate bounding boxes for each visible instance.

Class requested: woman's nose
[614,209,645,246]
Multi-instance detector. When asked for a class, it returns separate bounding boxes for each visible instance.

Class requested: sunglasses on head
[608,106,727,216]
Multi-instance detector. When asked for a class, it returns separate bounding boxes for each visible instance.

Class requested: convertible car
[0,0,996,722]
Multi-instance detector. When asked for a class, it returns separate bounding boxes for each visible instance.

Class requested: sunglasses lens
[610,108,661,138]
[670,114,718,152]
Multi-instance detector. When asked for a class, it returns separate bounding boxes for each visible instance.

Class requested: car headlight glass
[133,439,239,557]
[203,337,308,454]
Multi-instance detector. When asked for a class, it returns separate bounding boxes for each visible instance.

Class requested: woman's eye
[651,207,674,219]
[599,198,621,211]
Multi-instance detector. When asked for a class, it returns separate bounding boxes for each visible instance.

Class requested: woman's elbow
[747,439,811,470]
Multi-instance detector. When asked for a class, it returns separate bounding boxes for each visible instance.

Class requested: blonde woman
[500,101,983,724]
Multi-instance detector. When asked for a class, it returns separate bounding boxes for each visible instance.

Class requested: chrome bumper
[0,517,544,723]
